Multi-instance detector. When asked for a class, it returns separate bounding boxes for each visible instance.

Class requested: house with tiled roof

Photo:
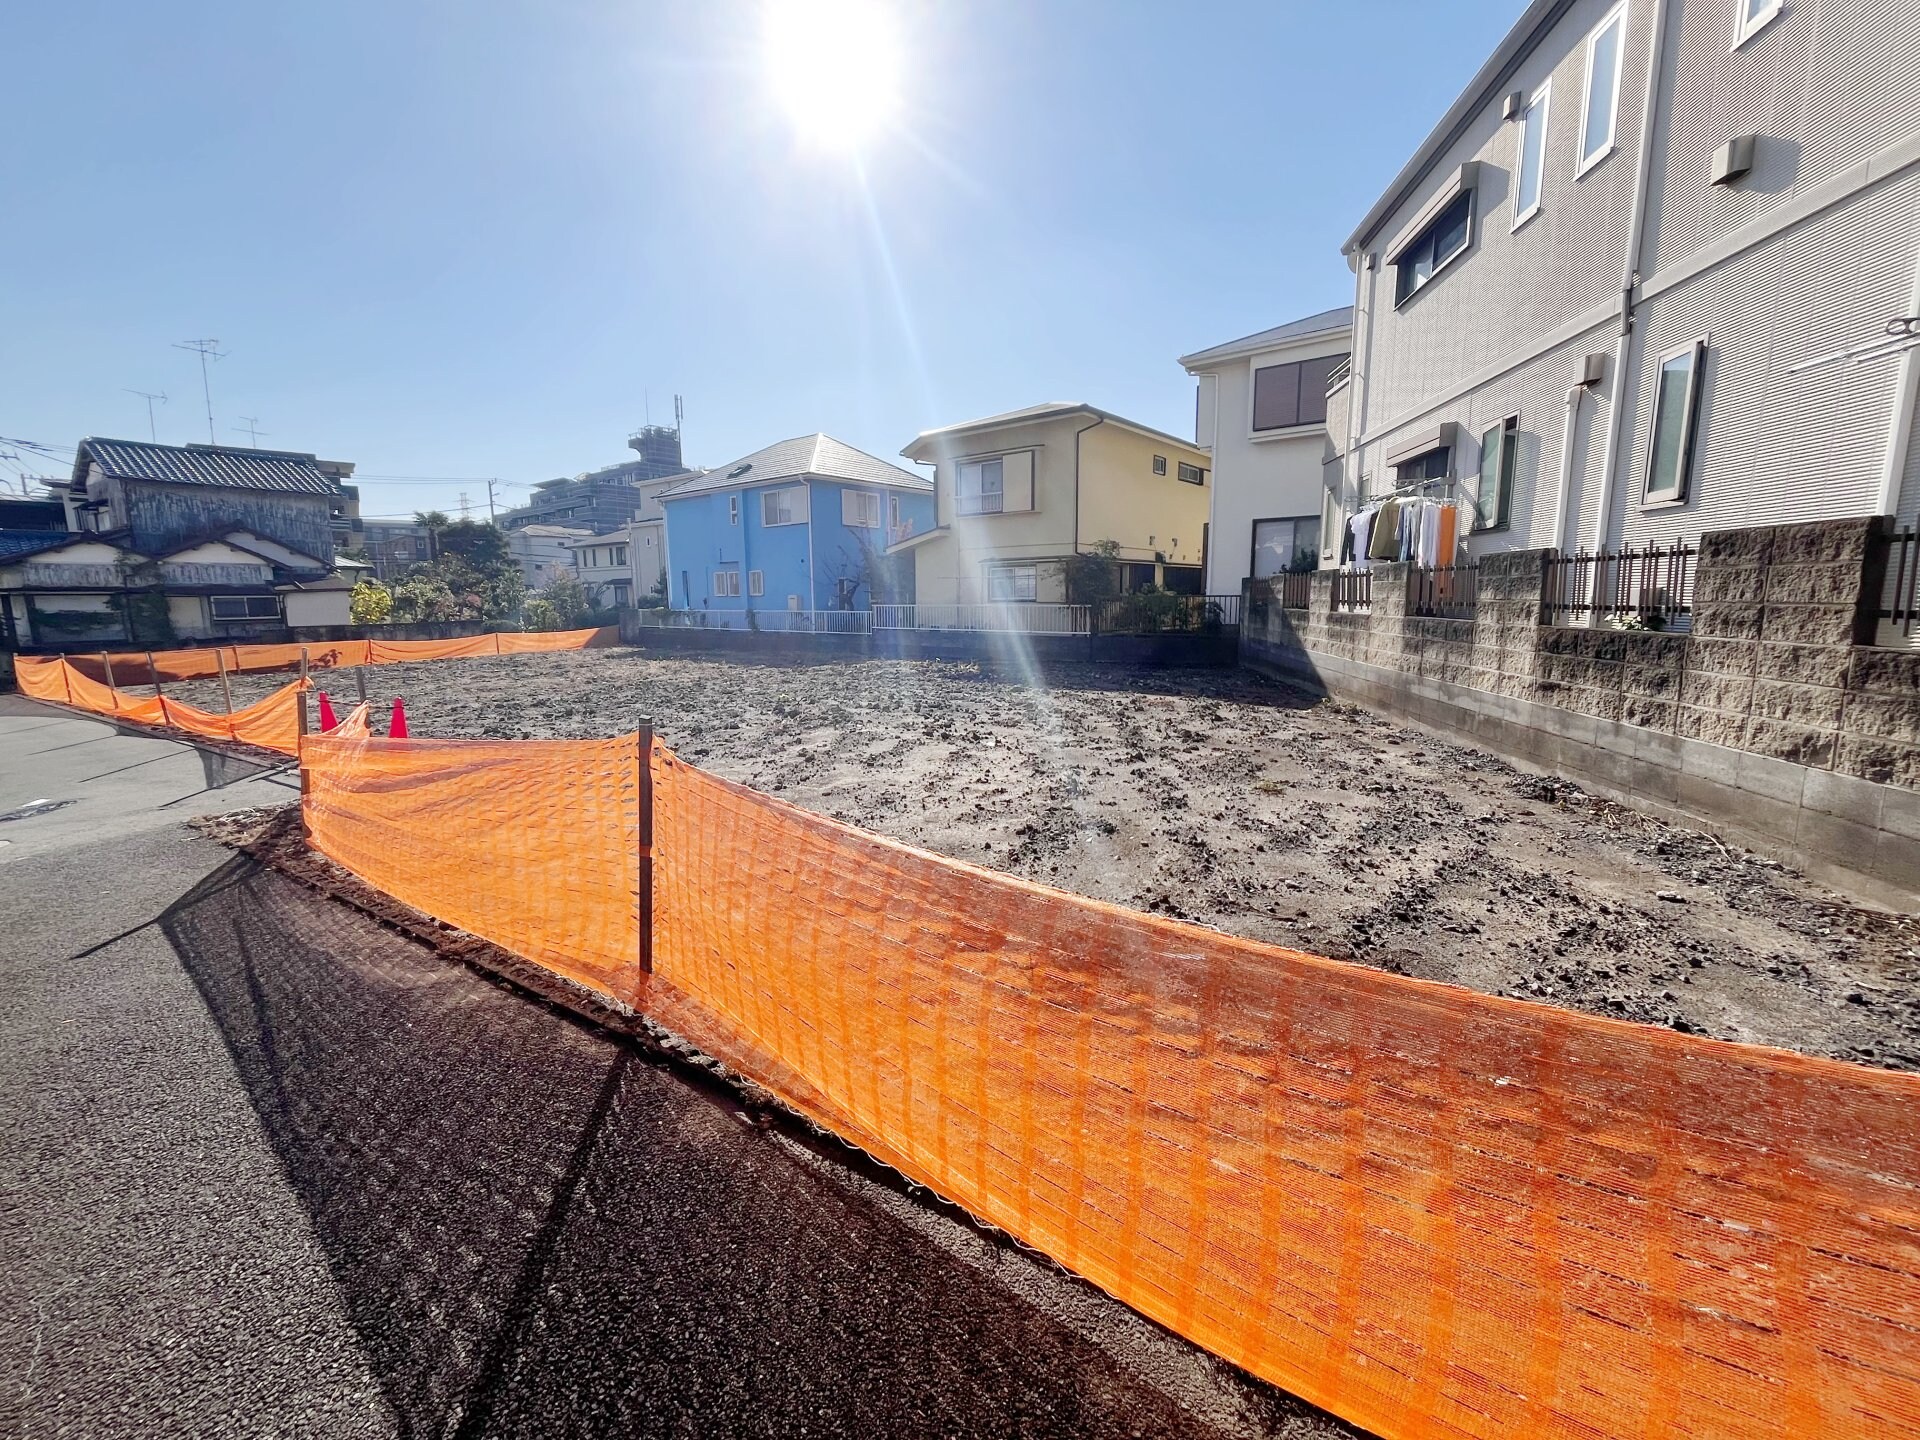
[658,434,935,618]
[0,438,365,647]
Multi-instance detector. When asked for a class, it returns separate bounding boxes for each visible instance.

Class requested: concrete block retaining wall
[617,617,1240,669]
[1244,518,1920,907]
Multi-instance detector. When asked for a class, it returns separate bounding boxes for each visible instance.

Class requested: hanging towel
[1437,503,1459,565]
[1348,508,1376,572]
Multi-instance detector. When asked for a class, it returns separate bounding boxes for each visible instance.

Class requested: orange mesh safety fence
[301,733,641,995]
[293,730,1920,1440]
[14,655,309,754]
[44,626,616,687]
[328,702,371,738]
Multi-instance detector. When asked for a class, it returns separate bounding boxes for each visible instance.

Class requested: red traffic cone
[316,692,338,731]
[388,696,409,739]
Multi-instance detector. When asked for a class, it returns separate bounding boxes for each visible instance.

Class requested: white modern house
[1332,0,1920,559]
[1180,307,1353,592]
[507,523,592,591]
[565,518,666,608]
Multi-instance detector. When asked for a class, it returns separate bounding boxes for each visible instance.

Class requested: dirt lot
[173,647,1920,1070]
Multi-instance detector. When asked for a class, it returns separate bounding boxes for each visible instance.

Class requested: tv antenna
[173,338,227,444]
[233,416,268,448]
[123,389,168,442]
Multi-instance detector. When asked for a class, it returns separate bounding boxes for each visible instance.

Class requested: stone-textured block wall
[1242,517,1920,899]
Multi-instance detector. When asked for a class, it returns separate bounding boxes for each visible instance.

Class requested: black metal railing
[1332,568,1371,614]
[1272,571,1314,611]
[1546,542,1695,628]
[1094,593,1242,635]
[1408,563,1478,620]
[1878,527,1920,642]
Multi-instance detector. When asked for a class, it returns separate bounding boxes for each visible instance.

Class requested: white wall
[285,588,351,627]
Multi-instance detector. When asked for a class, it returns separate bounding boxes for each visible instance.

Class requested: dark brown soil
[173,649,1920,1069]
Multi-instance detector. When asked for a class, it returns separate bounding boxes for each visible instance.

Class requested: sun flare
[762,0,903,153]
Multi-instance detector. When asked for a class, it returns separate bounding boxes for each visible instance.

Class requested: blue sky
[1,1,1520,523]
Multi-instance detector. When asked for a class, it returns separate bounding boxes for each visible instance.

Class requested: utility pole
[173,339,226,444]
[123,389,167,442]
[233,416,267,448]
[486,478,499,522]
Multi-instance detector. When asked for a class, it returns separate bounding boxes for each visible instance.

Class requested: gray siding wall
[1346,0,1920,560]
[124,481,336,565]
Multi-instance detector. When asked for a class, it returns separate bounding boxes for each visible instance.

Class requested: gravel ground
[174,648,1920,1069]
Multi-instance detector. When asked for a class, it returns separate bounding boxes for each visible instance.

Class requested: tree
[533,571,591,630]
[413,510,451,563]
[390,573,458,623]
[349,579,393,625]
[392,519,525,624]
[1063,539,1122,604]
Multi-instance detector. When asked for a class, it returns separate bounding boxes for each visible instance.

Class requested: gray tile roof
[0,529,75,562]
[1177,306,1354,369]
[75,437,342,497]
[659,434,931,500]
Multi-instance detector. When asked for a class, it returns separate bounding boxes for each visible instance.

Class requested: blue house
[659,433,935,620]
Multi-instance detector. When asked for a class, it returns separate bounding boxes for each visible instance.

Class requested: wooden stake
[638,718,654,976]
[100,651,116,691]
[355,666,368,705]
[216,647,234,714]
[147,651,163,699]
[299,645,310,684]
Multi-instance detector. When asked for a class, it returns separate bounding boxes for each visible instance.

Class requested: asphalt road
[0,697,1357,1440]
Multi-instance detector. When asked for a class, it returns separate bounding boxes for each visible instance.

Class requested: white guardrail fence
[871,603,1092,636]
[633,608,873,634]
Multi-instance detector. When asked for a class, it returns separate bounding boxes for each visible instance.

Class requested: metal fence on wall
[1092,593,1241,635]
[872,603,1091,636]
[1545,542,1696,629]
[1877,527,1920,645]
[636,609,873,635]
[1408,563,1478,620]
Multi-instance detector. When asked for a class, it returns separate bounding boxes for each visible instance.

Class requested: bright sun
[763,0,903,154]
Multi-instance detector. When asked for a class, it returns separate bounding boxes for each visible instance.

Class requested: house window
[1475,417,1519,531]
[1645,341,1706,503]
[1251,353,1348,431]
[1735,0,1782,45]
[209,594,282,621]
[841,490,882,528]
[761,486,807,526]
[988,563,1037,602]
[1513,82,1550,227]
[1177,462,1206,486]
[1250,517,1321,579]
[1396,447,1451,484]
[728,495,740,525]
[1579,4,1626,174]
[888,494,903,530]
[747,570,764,597]
[1152,454,1167,475]
[613,545,628,565]
[1394,191,1474,304]
[956,458,1005,515]
[713,568,741,597]
[611,581,631,606]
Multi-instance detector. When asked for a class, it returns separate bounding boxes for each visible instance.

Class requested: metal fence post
[638,717,654,977]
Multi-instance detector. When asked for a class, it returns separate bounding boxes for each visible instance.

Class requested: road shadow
[162,856,1353,1439]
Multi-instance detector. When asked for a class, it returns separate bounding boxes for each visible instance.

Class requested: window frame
[760,486,807,527]
[841,489,882,529]
[209,593,283,622]
[727,494,740,526]
[748,569,765,597]
[1250,352,1348,435]
[1177,461,1206,486]
[1248,515,1323,580]
[1474,416,1519,533]
[713,568,741,598]
[987,563,1037,603]
[1643,337,1708,506]
[1392,191,1475,306]
[1511,79,1552,231]
[955,458,1006,516]
[1576,2,1628,178]
[1733,0,1783,47]
[1152,454,1167,476]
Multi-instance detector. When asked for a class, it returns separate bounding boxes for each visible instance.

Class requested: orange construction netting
[15,654,310,755]
[294,728,1920,1440]
[53,625,618,687]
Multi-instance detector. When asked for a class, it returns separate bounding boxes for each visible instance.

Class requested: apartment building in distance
[893,404,1212,605]
[1180,307,1352,592]
[1331,0,1920,560]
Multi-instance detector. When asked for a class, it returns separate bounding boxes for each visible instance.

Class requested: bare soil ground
[173,648,1920,1069]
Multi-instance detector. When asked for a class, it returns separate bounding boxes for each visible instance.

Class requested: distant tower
[626,392,686,480]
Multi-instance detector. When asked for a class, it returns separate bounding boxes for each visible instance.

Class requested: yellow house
[893,403,1211,605]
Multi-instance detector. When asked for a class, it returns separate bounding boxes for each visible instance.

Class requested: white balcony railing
[872,603,1090,636]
